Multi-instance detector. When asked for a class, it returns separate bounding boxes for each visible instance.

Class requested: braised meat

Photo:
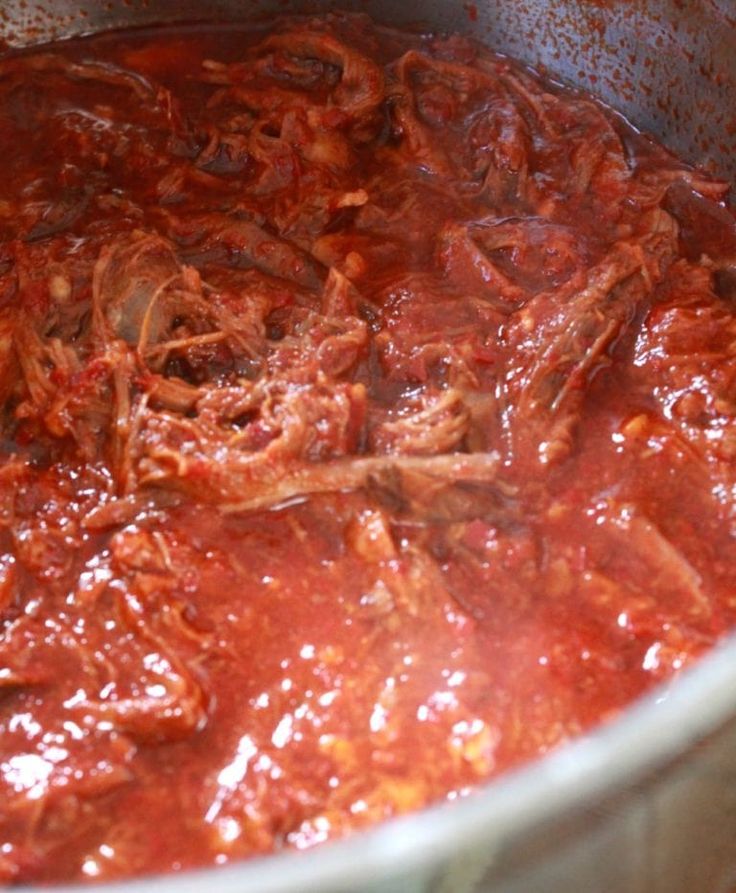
[1,14,736,883]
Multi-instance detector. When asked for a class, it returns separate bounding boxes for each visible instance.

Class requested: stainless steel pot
[3,2,736,891]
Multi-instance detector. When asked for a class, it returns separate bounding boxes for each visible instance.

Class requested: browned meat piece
[93,231,267,368]
[169,213,324,290]
[374,272,504,390]
[663,180,736,264]
[633,165,731,211]
[593,503,711,621]
[469,101,532,206]
[268,310,368,379]
[0,307,17,409]
[135,376,368,506]
[440,217,588,301]
[320,265,362,317]
[506,221,677,464]
[491,69,632,223]
[259,31,385,117]
[202,27,385,120]
[92,232,183,346]
[139,408,499,512]
[634,259,736,470]
[437,223,526,309]
[369,387,471,456]
[365,454,511,525]
[387,51,505,180]
[557,99,630,200]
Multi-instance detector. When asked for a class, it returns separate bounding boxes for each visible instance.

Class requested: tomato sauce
[1,13,736,883]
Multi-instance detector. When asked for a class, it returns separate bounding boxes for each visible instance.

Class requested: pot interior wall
[1,0,735,185]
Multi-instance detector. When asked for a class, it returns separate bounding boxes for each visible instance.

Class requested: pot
[3,3,736,891]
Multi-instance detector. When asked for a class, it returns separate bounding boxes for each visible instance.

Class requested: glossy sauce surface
[1,14,736,883]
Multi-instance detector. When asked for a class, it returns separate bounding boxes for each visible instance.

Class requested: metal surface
[2,2,736,891]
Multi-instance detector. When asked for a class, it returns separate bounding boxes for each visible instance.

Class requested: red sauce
[1,13,736,883]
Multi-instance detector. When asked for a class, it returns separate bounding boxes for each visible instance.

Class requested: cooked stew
[2,13,736,883]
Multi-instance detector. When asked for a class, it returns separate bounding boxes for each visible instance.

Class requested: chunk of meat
[0,53,190,142]
[365,454,511,525]
[92,232,183,346]
[169,213,324,290]
[92,231,266,377]
[506,222,677,464]
[136,376,367,506]
[369,387,470,456]
[375,272,504,388]
[0,307,18,407]
[469,101,532,206]
[259,31,385,117]
[139,416,499,513]
[634,260,736,469]
[597,505,710,621]
[437,223,526,308]
[440,218,587,299]
[387,50,507,182]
